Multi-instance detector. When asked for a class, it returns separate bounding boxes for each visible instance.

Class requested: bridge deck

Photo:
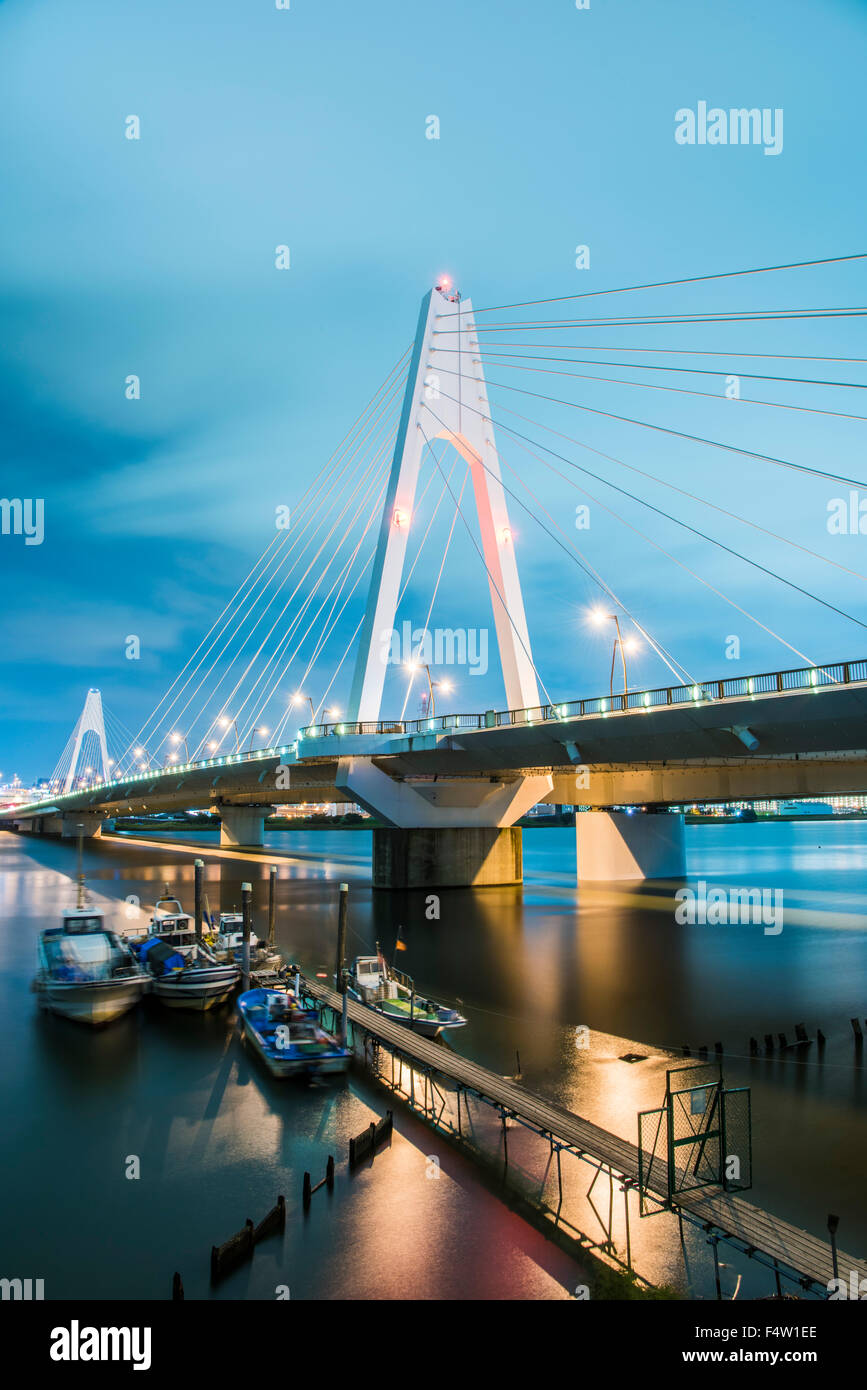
[302,977,866,1293]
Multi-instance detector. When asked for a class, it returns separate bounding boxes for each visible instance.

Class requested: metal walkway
[302,976,866,1296]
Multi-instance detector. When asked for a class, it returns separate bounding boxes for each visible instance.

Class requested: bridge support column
[61,812,105,839]
[373,826,522,890]
[576,810,685,881]
[219,805,266,848]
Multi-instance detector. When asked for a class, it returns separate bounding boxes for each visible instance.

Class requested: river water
[1,820,865,1300]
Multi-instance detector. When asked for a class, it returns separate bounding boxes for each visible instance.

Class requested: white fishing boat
[34,885,149,1029]
[206,910,282,970]
[346,947,467,1038]
[131,890,240,1010]
[211,911,259,953]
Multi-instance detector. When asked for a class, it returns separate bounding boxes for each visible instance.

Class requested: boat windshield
[62,914,104,934]
[154,899,185,917]
[43,933,123,982]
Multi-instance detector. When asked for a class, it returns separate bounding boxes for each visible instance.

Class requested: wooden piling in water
[210,1218,254,1283]
[172,1271,184,1301]
[348,1111,393,1170]
[253,1195,286,1244]
[303,1160,335,1208]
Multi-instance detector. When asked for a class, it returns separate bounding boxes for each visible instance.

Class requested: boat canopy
[42,932,123,982]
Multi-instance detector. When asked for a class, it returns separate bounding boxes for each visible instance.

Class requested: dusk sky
[2,0,866,781]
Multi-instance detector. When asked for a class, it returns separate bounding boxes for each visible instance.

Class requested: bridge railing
[298,657,866,741]
[14,658,867,813]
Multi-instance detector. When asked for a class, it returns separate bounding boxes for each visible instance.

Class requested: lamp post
[245,726,269,752]
[170,732,189,762]
[590,610,637,699]
[292,693,316,723]
[218,715,240,752]
[423,667,452,718]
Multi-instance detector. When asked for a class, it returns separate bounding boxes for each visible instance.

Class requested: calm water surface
[1,820,865,1299]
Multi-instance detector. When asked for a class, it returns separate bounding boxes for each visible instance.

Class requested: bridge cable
[441,341,867,367]
[429,385,852,668]
[430,363,867,490]
[429,366,867,582]
[138,387,405,766]
[436,380,867,644]
[115,350,411,773]
[398,459,473,722]
[117,347,411,765]
[438,307,867,333]
[417,416,556,709]
[433,348,867,413]
[435,252,867,315]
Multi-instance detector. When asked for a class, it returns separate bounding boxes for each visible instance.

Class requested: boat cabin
[60,907,106,935]
[41,919,133,982]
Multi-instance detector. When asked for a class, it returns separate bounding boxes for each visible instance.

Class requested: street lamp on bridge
[170,732,189,762]
[218,715,240,753]
[292,693,316,723]
[589,609,639,699]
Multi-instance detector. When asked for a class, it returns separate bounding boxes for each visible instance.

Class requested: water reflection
[2,820,866,1299]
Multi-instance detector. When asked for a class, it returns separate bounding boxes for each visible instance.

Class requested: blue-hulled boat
[237,988,350,1078]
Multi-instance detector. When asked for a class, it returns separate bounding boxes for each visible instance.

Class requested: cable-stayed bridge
[6,257,867,887]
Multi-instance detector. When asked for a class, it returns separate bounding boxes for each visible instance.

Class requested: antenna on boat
[76,823,85,908]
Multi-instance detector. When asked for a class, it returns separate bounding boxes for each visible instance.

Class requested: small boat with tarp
[346,945,467,1038]
[130,887,240,1010]
[237,987,350,1078]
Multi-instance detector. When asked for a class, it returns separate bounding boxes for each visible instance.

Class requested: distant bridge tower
[348,282,540,723]
[63,688,110,792]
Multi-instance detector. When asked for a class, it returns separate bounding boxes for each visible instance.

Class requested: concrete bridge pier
[336,757,551,889]
[576,809,686,881]
[373,826,523,890]
[219,804,266,848]
[61,812,105,839]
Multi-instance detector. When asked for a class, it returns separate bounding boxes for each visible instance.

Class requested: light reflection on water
[1,819,866,1299]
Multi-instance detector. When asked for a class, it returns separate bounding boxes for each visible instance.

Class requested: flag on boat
[394,925,407,952]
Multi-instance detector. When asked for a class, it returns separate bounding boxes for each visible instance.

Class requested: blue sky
[1,0,866,780]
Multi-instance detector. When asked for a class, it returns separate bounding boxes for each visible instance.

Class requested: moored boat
[237,988,350,1078]
[131,890,240,1010]
[346,947,467,1038]
[34,905,149,1026]
[207,911,282,970]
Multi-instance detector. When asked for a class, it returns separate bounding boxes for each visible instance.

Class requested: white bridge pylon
[347,285,541,724]
[63,688,111,793]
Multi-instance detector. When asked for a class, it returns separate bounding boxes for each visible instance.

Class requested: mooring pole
[828,1214,840,1284]
[76,825,85,908]
[194,858,204,942]
[711,1238,722,1300]
[335,882,348,989]
[241,881,252,990]
[268,865,277,947]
